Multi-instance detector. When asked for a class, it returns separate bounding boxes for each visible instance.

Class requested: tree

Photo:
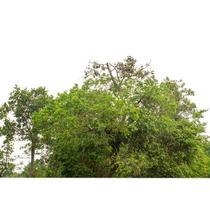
[32,56,210,177]
[1,56,208,177]
[0,85,52,177]
[84,57,209,177]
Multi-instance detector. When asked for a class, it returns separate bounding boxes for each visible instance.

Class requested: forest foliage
[0,56,209,177]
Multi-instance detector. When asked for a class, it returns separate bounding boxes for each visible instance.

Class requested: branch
[106,63,119,90]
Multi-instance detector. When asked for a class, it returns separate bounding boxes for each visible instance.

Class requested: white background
[0,0,210,132]
[0,0,210,198]
[1,179,210,200]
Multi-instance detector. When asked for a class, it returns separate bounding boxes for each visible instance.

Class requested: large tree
[33,57,210,177]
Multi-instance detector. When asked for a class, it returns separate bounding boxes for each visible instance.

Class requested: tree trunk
[29,142,35,177]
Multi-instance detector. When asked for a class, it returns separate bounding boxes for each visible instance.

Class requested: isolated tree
[0,85,51,177]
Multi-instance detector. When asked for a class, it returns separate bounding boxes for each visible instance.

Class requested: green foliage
[0,85,52,177]
[21,160,48,177]
[0,149,15,177]
[82,57,209,177]
[0,56,210,177]
[0,120,15,177]
[33,86,137,177]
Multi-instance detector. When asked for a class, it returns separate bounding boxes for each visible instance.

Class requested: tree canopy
[0,56,209,177]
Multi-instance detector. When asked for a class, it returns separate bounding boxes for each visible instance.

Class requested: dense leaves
[0,57,209,177]
[33,87,135,177]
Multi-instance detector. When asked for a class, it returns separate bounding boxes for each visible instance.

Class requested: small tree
[0,85,52,177]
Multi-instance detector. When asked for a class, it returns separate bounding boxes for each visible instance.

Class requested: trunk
[110,137,122,175]
[29,142,35,177]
